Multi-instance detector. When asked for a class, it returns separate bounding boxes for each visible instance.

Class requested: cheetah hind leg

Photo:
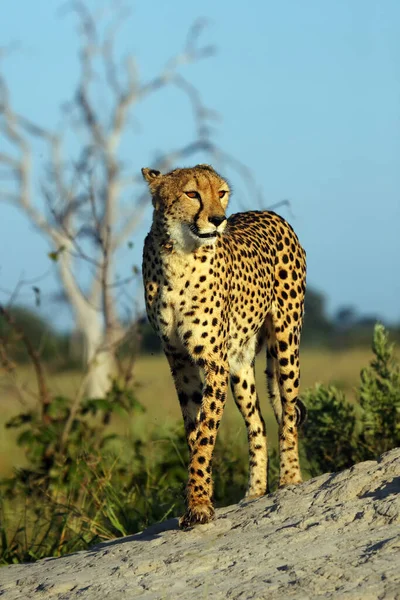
[265,319,307,429]
[230,351,268,499]
[266,315,305,487]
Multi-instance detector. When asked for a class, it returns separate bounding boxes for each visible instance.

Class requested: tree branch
[0,304,51,423]
[0,0,262,399]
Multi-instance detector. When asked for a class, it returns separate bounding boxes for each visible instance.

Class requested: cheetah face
[142,164,230,249]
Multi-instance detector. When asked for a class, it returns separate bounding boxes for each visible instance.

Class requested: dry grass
[0,347,374,477]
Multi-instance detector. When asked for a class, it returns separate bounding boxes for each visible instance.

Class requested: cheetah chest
[145,251,227,348]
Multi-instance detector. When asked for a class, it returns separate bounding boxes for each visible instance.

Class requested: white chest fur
[154,248,220,346]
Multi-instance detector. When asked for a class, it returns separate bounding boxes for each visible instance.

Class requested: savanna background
[0,0,399,564]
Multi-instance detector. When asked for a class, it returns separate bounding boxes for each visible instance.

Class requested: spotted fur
[142,164,307,528]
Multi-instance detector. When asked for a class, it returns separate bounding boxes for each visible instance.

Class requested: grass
[2,336,398,565]
[0,346,374,478]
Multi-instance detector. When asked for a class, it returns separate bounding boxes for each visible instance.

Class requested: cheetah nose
[208,215,226,227]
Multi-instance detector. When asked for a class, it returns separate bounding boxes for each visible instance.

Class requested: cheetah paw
[279,475,303,488]
[179,503,215,529]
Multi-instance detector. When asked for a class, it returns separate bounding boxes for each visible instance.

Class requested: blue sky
[0,0,399,328]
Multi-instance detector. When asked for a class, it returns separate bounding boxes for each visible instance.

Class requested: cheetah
[142,164,307,528]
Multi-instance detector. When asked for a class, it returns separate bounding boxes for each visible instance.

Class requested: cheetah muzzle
[142,164,307,528]
[189,223,219,239]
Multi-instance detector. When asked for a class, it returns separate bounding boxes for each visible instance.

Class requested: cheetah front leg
[179,355,229,529]
[165,352,203,452]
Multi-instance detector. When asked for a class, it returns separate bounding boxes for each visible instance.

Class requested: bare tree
[0,1,248,397]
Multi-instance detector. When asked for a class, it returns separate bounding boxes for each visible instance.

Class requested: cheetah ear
[141,167,161,184]
[197,164,215,172]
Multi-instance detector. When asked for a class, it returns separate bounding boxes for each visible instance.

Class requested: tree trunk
[54,241,118,398]
[84,346,118,399]
[77,301,118,399]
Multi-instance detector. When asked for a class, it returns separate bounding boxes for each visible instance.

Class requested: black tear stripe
[193,174,203,228]
[192,173,214,229]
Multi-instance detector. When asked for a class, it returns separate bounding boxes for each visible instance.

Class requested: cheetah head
[142,164,230,250]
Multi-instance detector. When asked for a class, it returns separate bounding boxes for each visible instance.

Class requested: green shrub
[301,323,400,476]
[301,384,357,477]
[0,389,253,565]
[358,323,400,458]
[4,320,398,565]
[0,306,74,367]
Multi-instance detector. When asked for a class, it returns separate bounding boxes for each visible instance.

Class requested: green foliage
[47,246,66,262]
[3,319,399,566]
[302,289,333,346]
[5,381,143,491]
[301,384,357,477]
[212,433,249,506]
[267,447,280,492]
[0,305,75,367]
[0,380,146,564]
[301,323,400,477]
[0,382,253,565]
[358,323,400,458]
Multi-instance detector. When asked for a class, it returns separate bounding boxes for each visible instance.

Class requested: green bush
[358,323,400,458]
[3,320,399,565]
[0,305,82,369]
[0,386,253,565]
[301,384,357,477]
[302,323,400,476]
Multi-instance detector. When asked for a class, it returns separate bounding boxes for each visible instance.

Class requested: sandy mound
[1,448,399,600]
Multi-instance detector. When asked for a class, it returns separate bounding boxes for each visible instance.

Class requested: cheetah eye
[219,191,227,199]
[185,191,200,199]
